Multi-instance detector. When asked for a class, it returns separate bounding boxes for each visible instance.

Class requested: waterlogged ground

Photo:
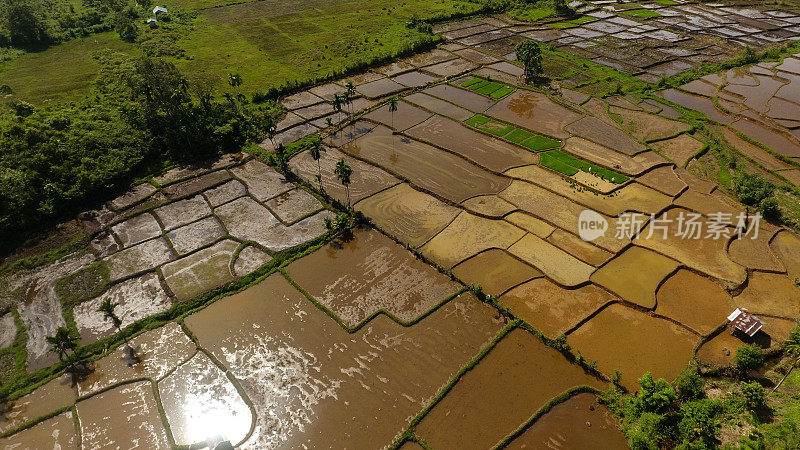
[6,3,800,448]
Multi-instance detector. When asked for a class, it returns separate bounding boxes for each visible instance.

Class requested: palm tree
[334,158,353,208]
[345,82,356,113]
[388,97,399,131]
[309,141,326,192]
[333,94,343,144]
[47,327,82,382]
[774,328,800,392]
[98,297,138,364]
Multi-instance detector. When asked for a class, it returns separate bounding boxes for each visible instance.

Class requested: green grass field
[0,0,483,104]
[619,8,661,19]
[0,33,139,104]
[458,76,516,99]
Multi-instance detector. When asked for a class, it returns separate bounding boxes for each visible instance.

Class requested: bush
[740,381,767,409]
[675,368,705,400]
[759,196,781,221]
[677,399,722,446]
[637,372,677,414]
[734,172,775,206]
[735,344,765,374]
[628,412,667,450]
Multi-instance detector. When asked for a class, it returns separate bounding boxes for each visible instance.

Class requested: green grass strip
[490,85,515,99]
[654,0,677,5]
[520,135,561,151]
[570,16,597,24]
[548,21,577,29]
[505,128,534,144]
[460,77,483,88]
[479,121,514,137]
[619,8,660,18]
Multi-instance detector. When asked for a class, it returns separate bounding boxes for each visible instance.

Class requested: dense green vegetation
[0,52,279,249]
[459,75,516,99]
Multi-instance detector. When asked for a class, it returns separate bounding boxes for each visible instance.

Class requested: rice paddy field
[5,0,800,448]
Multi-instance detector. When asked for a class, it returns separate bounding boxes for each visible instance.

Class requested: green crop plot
[465,115,560,147]
[520,135,561,151]
[540,150,629,183]
[505,129,534,144]
[457,76,516,99]
[619,8,661,18]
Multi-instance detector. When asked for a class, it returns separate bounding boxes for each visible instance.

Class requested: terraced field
[4,1,800,448]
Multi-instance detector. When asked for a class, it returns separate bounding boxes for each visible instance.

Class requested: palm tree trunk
[774,364,796,393]
[317,160,323,192]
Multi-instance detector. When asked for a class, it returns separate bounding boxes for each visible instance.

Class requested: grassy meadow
[0,0,483,104]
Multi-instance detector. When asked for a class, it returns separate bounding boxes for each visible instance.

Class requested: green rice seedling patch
[474,82,504,96]
[490,85,516,99]
[520,135,561,151]
[619,8,660,18]
[540,153,580,176]
[548,22,578,29]
[505,129,534,144]
[465,114,493,128]
[460,77,484,88]
[541,150,629,183]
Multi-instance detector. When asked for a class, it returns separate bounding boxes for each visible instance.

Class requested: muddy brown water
[423,84,496,112]
[660,89,732,124]
[353,183,459,247]
[567,303,698,391]
[486,90,582,139]
[285,227,461,327]
[363,100,432,131]
[0,374,75,434]
[406,115,539,172]
[655,269,734,335]
[405,92,475,121]
[184,274,503,448]
[452,248,542,297]
[341,124,510,203]
[506,393,628,450]
[500,279,616,338]
[76,381,170,449]
[0,412,77,449]
[415,328,605,449]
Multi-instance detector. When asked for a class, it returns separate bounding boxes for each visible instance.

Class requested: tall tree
[46,327,83,382]
[309,140,326,192]
[98,297,138,364]
[4,0,46,47]
[388,97,398,131]
[334,158,353,208]
[515,40,543,82]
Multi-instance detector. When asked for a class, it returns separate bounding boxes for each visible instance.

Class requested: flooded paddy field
[7,4,800,448]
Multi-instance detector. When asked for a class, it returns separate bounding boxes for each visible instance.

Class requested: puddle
[500,279,615,337]
[406,115,538,172]
[286,227,461,327]
[415,328,604,449]
[159,352,252,446]
[76,381,170,449]
[487,90,582,139]
[421,211,526,269]
[453,249,542,296]
[506,393,627,449]
[567,303,697,390]
[656,269,733,335]
[591,246,679,309]
[185,275,502,448]
[342,125,510,203]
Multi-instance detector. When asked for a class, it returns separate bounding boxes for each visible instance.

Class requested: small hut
[153,6,168,15]
[146,18,159,29]
[728,307,765,337]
